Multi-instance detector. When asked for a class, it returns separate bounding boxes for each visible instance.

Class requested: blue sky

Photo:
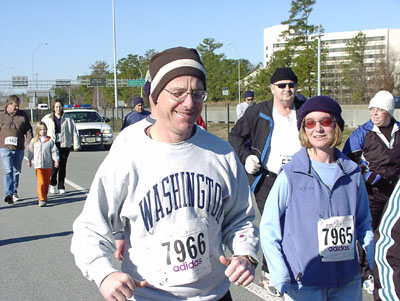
[1,0,399,83]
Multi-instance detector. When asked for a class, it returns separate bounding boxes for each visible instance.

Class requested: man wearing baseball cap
[72,46,259,301]
[229,67,306,297]
[343,90,400,294]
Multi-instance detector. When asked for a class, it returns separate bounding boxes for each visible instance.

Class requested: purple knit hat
[297,96,345,131]
[132,97,144,107]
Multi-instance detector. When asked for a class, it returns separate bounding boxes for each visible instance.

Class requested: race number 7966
[161,232,206,265]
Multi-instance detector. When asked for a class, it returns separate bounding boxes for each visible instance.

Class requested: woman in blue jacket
[260,96,374,300]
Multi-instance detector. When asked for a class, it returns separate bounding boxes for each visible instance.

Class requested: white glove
[245,155,261,174]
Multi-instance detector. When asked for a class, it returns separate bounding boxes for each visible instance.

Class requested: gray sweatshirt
[27,136,59,168]
[71,124,259,300]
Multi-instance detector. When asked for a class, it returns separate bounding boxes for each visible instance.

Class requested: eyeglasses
[304,117,336,129]
[369,107,386,114]
[164,89,208,103]
[245,98,254,102]
[274,82,296,89]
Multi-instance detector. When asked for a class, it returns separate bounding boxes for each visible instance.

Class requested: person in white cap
[343,90,400,294]
[71,46,259,301]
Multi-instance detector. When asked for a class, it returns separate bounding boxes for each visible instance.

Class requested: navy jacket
[229,97,305,192]
[121,110,151,131]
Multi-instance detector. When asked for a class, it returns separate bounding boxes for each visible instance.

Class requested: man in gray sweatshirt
[71,46,259,301]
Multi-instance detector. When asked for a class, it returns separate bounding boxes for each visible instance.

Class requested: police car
[63,104,113,149]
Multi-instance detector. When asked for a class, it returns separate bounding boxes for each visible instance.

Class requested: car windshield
[64,111,103,123]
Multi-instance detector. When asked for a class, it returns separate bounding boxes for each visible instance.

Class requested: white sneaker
[49,185,58,194]
[12,194,20,202]
[260,271,283,297]
[39,201,47,207]
[363,275,374,294]
[58,189,66,195]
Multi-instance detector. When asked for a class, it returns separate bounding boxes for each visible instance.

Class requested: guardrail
[25,103,400,135]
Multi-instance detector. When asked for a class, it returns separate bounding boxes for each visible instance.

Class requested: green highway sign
[89,78,107,87]
[128,78,145,87]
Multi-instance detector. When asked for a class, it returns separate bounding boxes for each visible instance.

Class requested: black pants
[254,173,277,273]
[217,291,232,301]
[359,181,396,282]
[50,146,71,190]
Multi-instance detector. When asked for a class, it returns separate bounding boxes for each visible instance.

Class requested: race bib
[55,133,61,143]
[148,218,211,287]
[317,215,354,262]
[5,136,17,146]
[280,154,293,166]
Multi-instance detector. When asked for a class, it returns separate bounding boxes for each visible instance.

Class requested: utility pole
[317,24,322,96]
[112,0,119,118]
[227,43,241,102]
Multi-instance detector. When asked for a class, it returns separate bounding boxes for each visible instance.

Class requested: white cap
[368,90,395,116]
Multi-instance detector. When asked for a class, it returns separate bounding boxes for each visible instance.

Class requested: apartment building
[263,25,400,100]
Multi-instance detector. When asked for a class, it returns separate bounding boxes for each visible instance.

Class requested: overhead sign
[27,90,56,97]
[89,78,106,87]
[127,78,145,87]
[222,87,229,96]
[55,79,71,87]
[12,76,28,87]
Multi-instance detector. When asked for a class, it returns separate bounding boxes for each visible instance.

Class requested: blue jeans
[284,276,362,301]
[0,148,24,196]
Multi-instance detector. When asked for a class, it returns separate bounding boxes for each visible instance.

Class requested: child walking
[28,122,59,207]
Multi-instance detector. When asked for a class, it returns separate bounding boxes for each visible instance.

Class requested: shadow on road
[0,190,87,210]
[0,230,73,246]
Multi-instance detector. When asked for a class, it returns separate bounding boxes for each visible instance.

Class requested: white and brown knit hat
[148,46,207,103]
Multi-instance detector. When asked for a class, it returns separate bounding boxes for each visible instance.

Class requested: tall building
[263,25,400,101]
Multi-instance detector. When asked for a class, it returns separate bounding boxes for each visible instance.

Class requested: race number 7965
[322,226,353,246]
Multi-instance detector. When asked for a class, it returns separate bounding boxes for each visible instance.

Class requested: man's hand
[219,255,255,287]
[114,239,126,261]
[100,272,147,301]
[54,161,59,168]
[245,155,261,174]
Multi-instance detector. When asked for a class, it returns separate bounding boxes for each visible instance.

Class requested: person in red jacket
[197,115,206,129]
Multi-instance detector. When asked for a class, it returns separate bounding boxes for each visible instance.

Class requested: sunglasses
[274,82,296,89]
[304,117,336,129]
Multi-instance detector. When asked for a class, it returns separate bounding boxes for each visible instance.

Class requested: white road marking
[65,178,88,193]
[244,283,282,300]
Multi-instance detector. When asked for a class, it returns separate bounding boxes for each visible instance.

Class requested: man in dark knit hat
[121,96,151,131]
[229,67,306,297]
[236,90,255,120]
[72,46,259,301]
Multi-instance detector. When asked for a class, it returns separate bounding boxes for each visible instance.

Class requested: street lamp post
[316,24,323,96]
[32,42,47,107]
[112,0,119,118]
[227,43,241,103]
[137,65,143,98]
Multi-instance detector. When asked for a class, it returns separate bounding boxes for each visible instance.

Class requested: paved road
[0,147,279,301]
[0,147,373,300]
